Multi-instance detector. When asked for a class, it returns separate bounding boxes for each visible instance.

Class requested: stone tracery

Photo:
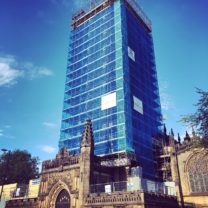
[186,150,208,193]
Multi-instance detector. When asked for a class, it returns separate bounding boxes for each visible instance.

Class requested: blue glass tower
[60,0,162,179]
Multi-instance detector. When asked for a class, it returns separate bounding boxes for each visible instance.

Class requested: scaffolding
[90,179,176,196]
[153,136,173,181]
[72,0,116,29]
[125,0,151,31]
[71,0,152,31]
[99,151,137,167]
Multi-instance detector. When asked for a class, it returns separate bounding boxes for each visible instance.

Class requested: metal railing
[125,0,152,30]
[72,0,152,31]
[91,181,127,193]
[90,178,176,196]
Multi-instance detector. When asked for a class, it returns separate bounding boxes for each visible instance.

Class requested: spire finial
[177,133,181,144]
[192,126,196,137]
[81,119,94,148]
[163,124,167,135]
[184,131,191,142]
[170,128,174,137]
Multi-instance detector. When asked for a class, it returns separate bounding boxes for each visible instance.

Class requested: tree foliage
[181,88,208,148]
[0,149,39,185]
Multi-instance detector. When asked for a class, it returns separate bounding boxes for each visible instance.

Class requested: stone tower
[78,119,94,207]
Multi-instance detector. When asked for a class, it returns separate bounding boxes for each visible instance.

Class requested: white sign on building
[128,46,135,61]
[133,96,143,114]
[105,185,112,193]
[101,92,116,110]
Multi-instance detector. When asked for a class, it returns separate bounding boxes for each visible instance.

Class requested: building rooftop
[71,0,152,31]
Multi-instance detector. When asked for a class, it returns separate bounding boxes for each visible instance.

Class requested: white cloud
[0,56,24,86]
[0,127,15,139]
[43,122,57,128]
[0,54,53,87]
[22,62,54,79]
[0,55,16,65]
[159,81,174,112]
[38,68,54,76]
[160,92,172,111]
[41,145,56,154]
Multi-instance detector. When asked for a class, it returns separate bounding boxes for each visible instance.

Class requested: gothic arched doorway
[55,189,70,208]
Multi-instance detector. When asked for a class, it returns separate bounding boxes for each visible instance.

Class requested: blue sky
[0,0,207,163]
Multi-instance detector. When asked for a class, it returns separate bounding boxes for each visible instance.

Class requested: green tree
[181,88,208,148]
[0,150,39,185]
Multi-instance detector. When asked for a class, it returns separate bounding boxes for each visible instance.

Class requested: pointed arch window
[55,189,70,208]
[187,152,208,193]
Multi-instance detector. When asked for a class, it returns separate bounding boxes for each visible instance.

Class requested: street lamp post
[0,149,10,202]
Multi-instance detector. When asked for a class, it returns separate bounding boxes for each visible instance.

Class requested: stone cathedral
[5,120,178,208]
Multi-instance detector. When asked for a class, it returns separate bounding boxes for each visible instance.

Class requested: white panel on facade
[133,96,143,114]
[101,92,116,110]
[128,46,135,61]
[105,185,112,193]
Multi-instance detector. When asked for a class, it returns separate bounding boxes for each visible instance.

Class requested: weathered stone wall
[38,164,80,208]
[184,196,208,208]
[6,198,38,208]
[171,148,208,207]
